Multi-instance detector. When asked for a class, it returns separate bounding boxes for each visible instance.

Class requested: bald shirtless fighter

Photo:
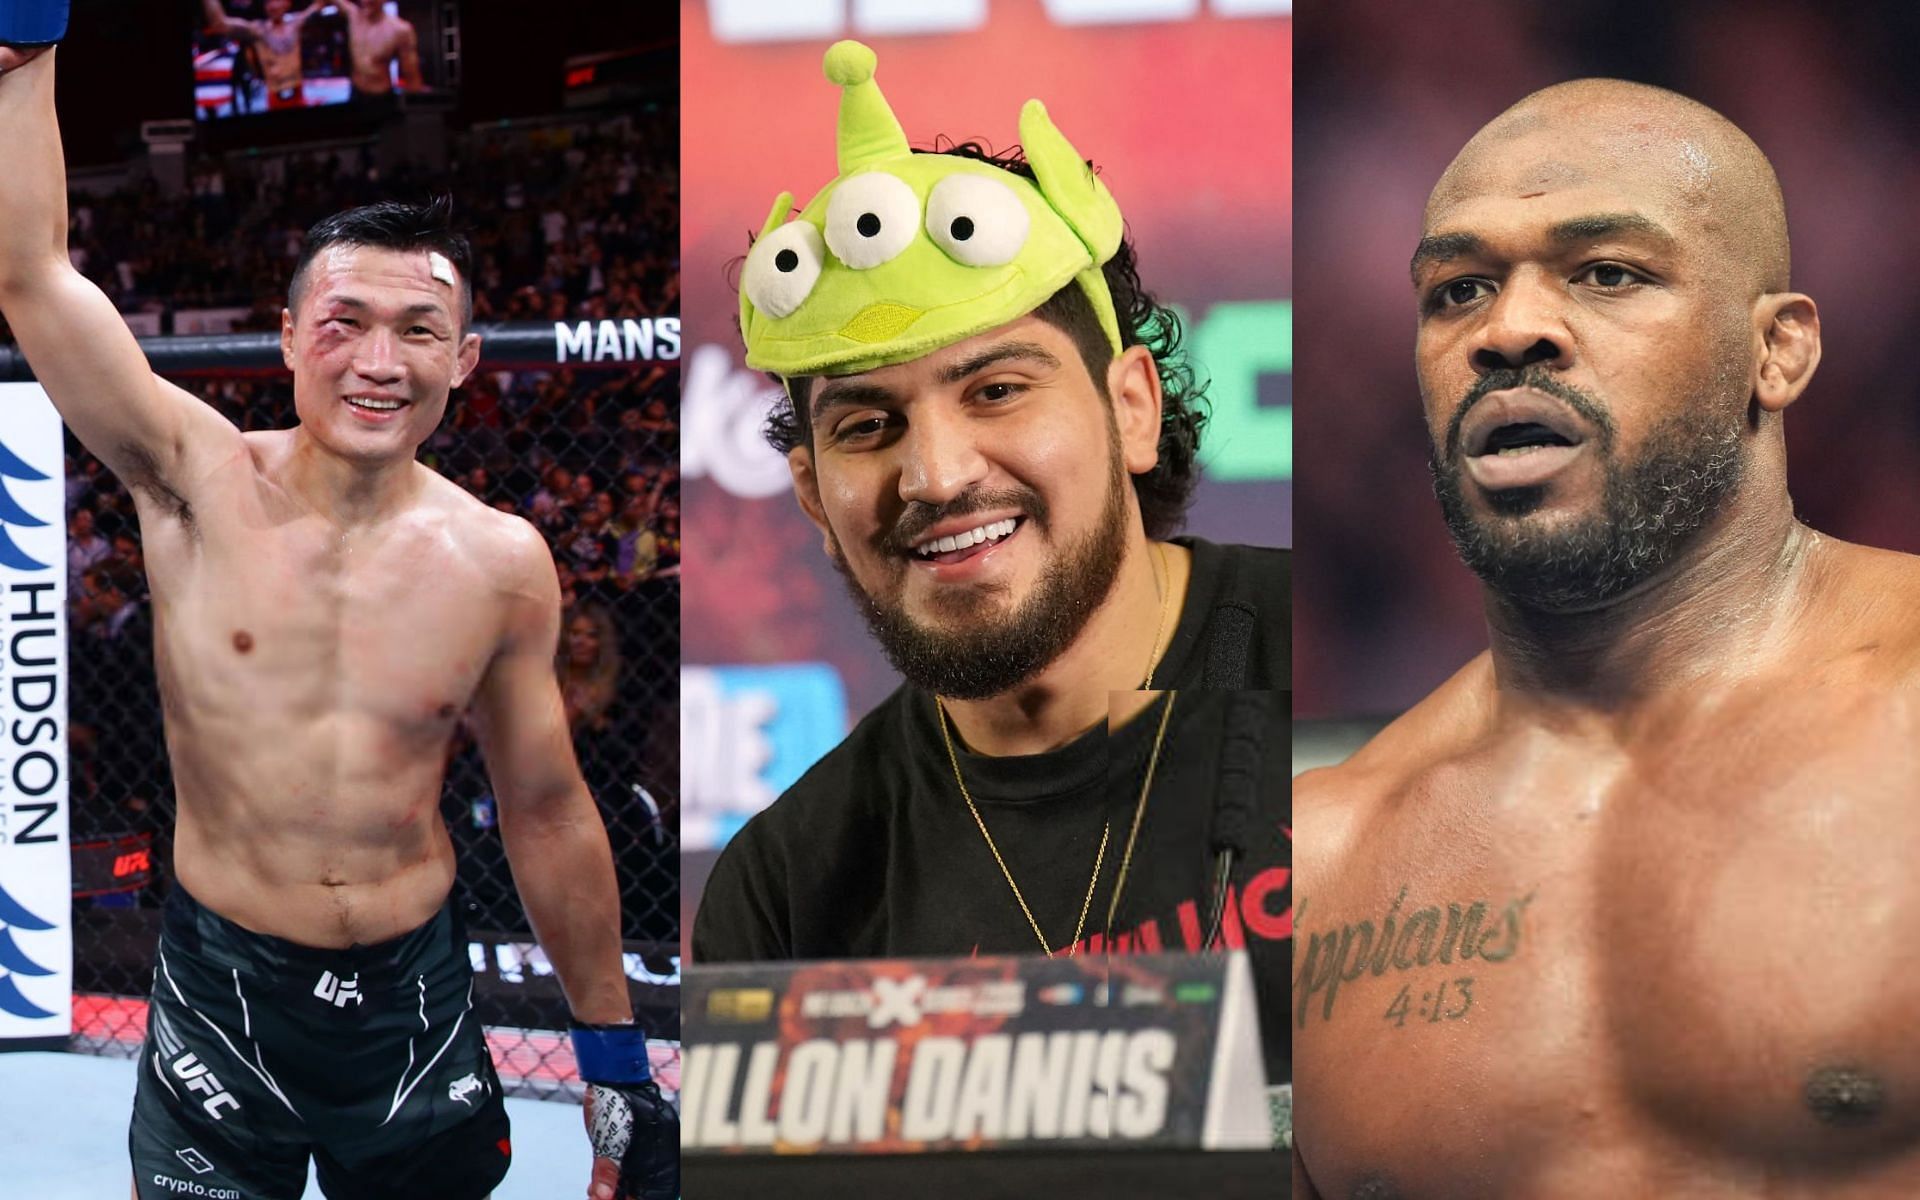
[201,0,320,112]
[0,34,671,1200]
[1293,80,1920,1198]
[338,0,423,98]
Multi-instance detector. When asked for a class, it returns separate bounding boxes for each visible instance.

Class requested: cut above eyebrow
[1410,213,1677,283]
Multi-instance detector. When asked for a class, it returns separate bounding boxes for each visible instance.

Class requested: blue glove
[0,0,68,48]
[573,1022,679,1200]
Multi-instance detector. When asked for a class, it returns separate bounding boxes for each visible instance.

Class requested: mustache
[880,487,1049,556]
[1442,366,1617,460]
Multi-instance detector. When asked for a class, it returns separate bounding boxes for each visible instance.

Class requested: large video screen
[192,0,446,121]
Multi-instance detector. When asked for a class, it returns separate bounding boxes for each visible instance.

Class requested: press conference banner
[0,382,71,1042]
[682,951,1270,1154]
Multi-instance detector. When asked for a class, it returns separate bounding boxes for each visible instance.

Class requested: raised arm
[0,50,238,499]
[199,0,263,42]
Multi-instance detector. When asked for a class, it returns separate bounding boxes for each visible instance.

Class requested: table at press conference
[680,951,1285,1199]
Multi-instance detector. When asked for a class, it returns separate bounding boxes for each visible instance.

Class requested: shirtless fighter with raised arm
[0,29,672,1200]
[1292,81,1920,1198]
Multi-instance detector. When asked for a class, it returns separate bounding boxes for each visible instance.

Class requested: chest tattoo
[1295,885,1533,1026]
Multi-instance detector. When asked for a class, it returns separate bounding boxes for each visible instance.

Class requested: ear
[1753,293,1820,414]
[1106,344,1163,477]
[452,330,483,388]
[786,444,837,558]
[280,308,296,370]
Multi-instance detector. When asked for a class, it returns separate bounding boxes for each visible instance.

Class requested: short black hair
[287,196,474,330]
[760,143,1208,540]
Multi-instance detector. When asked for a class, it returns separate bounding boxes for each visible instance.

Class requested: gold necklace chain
[937,690,1177,958]
[1105,690,1176,940]
[1141,541,1171,689]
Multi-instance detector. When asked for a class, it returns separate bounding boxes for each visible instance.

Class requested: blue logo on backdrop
[0,879,58,1019]
[708,663,844,830]
[0,438,50,571]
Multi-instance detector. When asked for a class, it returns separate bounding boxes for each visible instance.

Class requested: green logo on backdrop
[1190,299,1290,482]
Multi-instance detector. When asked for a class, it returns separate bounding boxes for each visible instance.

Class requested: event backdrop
[679,0,1293,941]
[1292,0,1920,721]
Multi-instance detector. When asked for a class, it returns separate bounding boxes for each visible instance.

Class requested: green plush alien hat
[739,40,1125,378]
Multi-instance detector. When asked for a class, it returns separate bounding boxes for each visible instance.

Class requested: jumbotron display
[191,0,443,121]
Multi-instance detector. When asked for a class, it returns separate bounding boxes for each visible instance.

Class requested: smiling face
[1412,83,1786,610]
[281,244,481,465]
[792,313,1139,699]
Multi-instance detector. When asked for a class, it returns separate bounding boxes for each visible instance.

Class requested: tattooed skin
[1293,886,1534,1026]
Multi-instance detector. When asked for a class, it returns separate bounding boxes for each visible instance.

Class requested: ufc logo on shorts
[170,1052,242,1120]
[313,969,363,1007]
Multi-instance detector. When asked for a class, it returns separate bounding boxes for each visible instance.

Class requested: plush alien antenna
[1021,98,1125,357]
[826,41,908,173]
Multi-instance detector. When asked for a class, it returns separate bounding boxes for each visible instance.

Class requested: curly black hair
[758,142,1209,540]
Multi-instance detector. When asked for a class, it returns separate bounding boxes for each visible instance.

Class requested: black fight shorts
[130,885,511,1200]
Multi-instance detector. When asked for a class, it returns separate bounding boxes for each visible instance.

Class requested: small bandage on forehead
[428,251,456,288]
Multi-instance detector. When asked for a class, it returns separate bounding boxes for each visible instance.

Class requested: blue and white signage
[0,383,69,1040]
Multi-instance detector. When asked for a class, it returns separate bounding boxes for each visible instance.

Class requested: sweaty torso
[1293,553,1920,1199]
[136,430,512,949]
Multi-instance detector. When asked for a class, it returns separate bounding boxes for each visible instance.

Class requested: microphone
[1203,692,1271,949]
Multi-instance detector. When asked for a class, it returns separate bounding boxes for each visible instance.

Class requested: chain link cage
[40,110,680,1104]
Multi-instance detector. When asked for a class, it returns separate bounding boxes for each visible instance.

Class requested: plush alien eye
[925,174,1030,267]
[742,220,827,319]
[824,172,920,269]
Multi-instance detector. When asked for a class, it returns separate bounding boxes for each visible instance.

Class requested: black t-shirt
[692,540,1292,1081]
[1147,537,1288,689]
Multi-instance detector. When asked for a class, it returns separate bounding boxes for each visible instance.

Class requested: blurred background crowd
[5,116,677,333]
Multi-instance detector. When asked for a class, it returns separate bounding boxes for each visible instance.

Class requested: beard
[1430,365,1747,612]
[829,439,1132,701]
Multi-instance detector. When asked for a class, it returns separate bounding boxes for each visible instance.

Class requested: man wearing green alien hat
[695,41,1289,1092]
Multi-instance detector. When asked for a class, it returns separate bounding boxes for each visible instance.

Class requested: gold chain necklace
[937,691,1177,958]
[1105,690,1176,940]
